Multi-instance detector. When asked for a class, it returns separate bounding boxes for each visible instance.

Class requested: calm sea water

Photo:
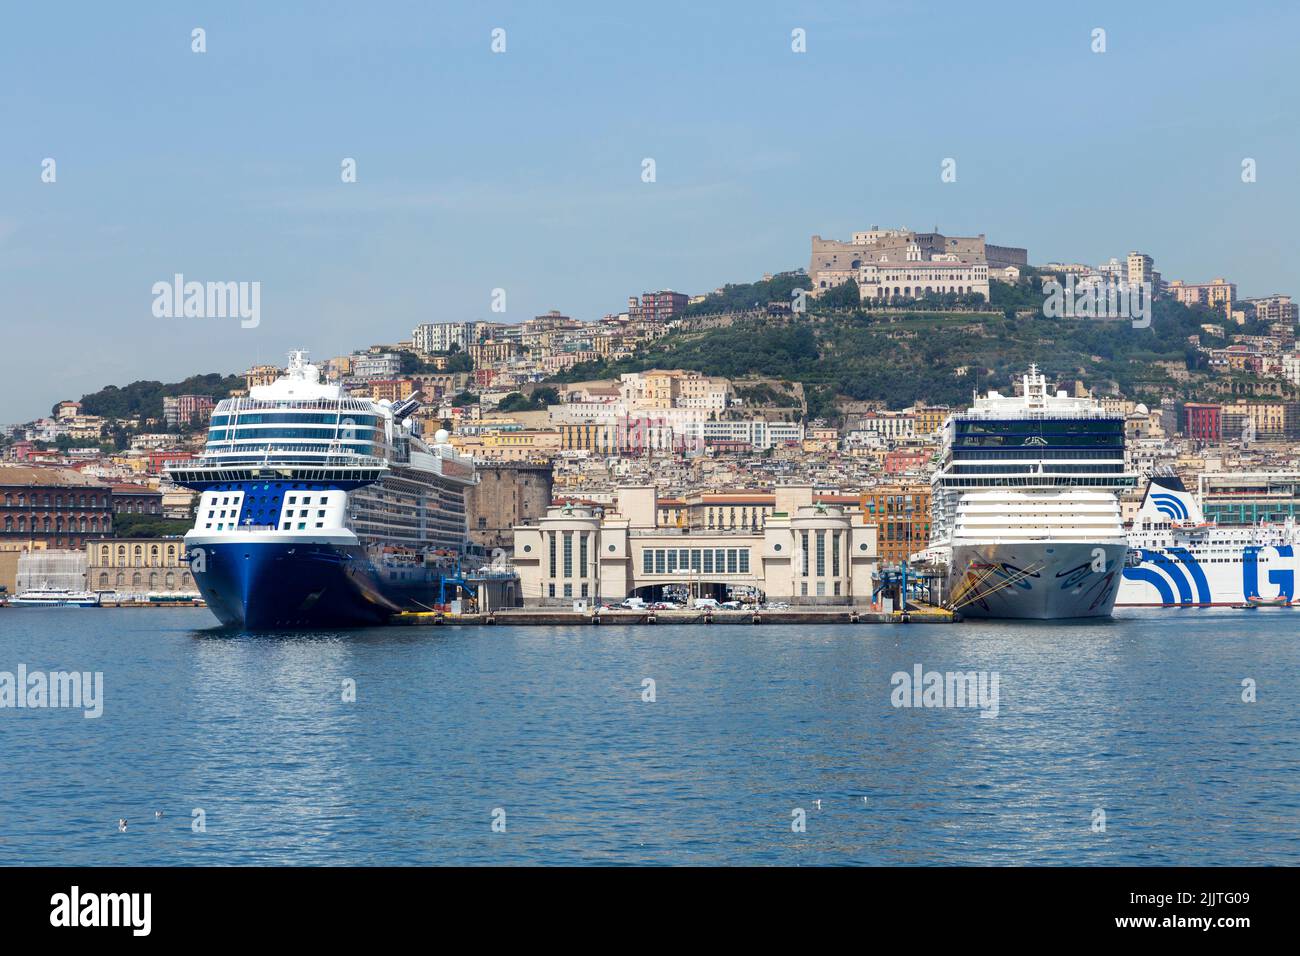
[0,607,1296,866]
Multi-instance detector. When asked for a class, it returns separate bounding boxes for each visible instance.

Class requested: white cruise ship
[1118,475,1299,607]
[922,366,1136,619]
[166,351,478,629]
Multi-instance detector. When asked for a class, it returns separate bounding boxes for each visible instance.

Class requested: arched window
[98,572,109,589]
[100,546,109,563]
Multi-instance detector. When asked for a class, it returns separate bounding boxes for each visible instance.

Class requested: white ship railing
[217,398,377,412]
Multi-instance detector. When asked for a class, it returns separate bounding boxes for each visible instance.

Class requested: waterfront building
[85,537,197,597]
[111,483,163,516]
[464,462,554,557]
[861,484,931,564]
[1198,471,1300,525]
[15,549,87,593]
[512,485,878,606]
[688,491,777,531]
[0,466,114,551]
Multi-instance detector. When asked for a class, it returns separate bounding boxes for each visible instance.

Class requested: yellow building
[86,538,197,595]
[454,429,561,462]
[911,405,949,438]
[369,378,416,402]
[560,421,618,455]
[469,340,522,366]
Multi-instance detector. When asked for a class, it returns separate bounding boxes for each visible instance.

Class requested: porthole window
[773,543,782,551]
[522,545,532,553]
[608,544,616,552]
[859,543,868,551]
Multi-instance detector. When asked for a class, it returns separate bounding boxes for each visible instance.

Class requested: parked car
[693,597,721,609]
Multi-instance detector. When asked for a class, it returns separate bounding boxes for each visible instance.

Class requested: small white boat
[7,588,101,607]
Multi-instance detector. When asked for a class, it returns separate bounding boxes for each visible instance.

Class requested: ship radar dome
[433,429,450,444]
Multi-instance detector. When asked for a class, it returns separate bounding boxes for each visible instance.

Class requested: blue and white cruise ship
[167,352,477,628]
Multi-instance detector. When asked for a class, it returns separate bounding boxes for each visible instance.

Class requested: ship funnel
[1136,475,1205,525]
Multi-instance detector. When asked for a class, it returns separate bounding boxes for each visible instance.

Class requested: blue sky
[2,0,1298,421]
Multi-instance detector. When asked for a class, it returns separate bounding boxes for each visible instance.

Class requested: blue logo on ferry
[1149,493,1189,521]
[1121,548,1209,605]
[1243,545,1294,602]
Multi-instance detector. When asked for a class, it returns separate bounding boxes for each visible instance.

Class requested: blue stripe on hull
[191,541,406,629]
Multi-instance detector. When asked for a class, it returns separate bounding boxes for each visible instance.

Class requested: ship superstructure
[167,351,477,628]
[924,366,1136,619]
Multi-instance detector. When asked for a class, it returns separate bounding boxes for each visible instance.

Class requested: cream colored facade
[452,429,561,462]
[513,486,878,606]
[86,537,197,595]
[857,251,989,302]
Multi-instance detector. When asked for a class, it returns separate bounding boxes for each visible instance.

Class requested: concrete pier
[390,607,958,626]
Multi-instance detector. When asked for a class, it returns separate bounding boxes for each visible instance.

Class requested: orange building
[860,484,931,564]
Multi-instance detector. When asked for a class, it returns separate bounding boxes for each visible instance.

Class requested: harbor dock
[391,607,958,626]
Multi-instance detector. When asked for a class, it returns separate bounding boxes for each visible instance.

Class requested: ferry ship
[7,588,100,607]
[922,366,1136,619]
[166,351,477,629]
[1118,475,1299,607]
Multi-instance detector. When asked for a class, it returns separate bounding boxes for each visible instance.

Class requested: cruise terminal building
[513,485,878,606]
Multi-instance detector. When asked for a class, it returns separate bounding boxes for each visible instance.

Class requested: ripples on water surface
[0,607,1296,865]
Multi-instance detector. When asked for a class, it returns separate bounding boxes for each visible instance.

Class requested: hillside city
[4,224,1300,598]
